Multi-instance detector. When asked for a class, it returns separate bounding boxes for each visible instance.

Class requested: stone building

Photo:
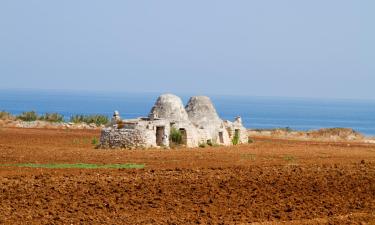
[99,94,248,149]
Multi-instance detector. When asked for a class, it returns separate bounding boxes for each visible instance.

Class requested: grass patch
[0,163,145,169]
[72,137,99,145]
[283,155,296,162]
[91,137,99,145]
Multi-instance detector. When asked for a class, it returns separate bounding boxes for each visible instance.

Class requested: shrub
[17,111,38,121]
[281,127,294,132]
[170,128,183,145]
[232,132,240,145]
[39,113,64,122]
[248,137,254,144]
[70,114,109,126]
[0,111,13,120]
[89,115,109,126]
[91,137,99,145]
[70,115,84,124]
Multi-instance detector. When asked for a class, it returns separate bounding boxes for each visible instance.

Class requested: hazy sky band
[0,1,373,99]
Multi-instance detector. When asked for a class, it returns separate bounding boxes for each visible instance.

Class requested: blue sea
[1,89,374,136]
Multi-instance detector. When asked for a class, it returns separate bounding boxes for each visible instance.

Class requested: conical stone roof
[185,96,221,126]
[149,94,189,121]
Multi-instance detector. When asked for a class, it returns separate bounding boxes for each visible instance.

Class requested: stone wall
[99,119,171,149]
[100,94,249,149]
[99,128,148,149]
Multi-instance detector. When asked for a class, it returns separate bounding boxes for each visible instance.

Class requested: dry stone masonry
[100,94,248,149]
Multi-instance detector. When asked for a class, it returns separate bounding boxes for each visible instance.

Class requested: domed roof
[185,96,221,125]
[149,94,189,121]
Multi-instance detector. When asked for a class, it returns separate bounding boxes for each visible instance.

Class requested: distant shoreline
[1,89,375,136]
[1,116,374,144]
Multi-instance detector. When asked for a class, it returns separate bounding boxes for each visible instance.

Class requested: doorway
[179,128,187,145]
[219,132,224,144]
[156,126,165,146]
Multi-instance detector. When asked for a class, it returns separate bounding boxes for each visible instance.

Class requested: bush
[248,137,254,144]
[0,111,13,120]
[70,115,84,124]
[281,127,294,132]
[91,137,99,145]
[39,113,64,122]
[170,128,183,145]
[70,114,109,126]
[232,132,240,145]
[17,111,38,121]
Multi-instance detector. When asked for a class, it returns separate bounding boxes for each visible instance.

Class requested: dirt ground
[0,128,374,224]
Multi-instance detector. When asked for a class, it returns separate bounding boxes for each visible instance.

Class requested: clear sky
[0,1,374,99]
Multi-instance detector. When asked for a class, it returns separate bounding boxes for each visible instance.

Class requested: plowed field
[0,128,374,224]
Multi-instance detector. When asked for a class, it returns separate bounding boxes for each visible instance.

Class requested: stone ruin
[99,94,248,149]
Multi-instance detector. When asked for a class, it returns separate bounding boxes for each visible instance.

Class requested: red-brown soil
[0,128,374,224]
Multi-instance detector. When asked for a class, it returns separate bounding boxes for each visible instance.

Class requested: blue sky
[0,1,374,99]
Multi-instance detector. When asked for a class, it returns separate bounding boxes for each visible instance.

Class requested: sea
[1,89,374,136]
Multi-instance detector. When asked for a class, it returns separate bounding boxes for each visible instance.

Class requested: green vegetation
[73,138,99,145]
[232,132,240,145]
[16,111,38,121]
[91,137,99,145]
[16,111,65,122]
[70,114,109,125]
[283,155,296,162]
[0,163,145,169]
[0,111,13,120]
[280,127,294,132]
[2,110,110,125]
[248,137,254,144]
[170,128,183,145]
[39,113,64,122]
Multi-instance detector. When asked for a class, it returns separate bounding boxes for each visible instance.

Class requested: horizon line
[0,87,374,102]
